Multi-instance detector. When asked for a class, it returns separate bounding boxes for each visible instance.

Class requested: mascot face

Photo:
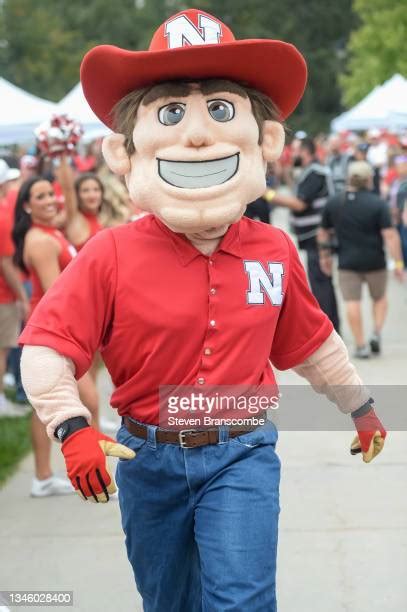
[103,82,284,236]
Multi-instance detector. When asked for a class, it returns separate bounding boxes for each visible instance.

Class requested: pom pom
[35,114,84,158]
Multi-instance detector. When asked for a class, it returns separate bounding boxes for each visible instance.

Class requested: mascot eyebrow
[112,79,282,155]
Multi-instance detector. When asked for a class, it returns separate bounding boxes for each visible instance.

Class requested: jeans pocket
[116,425,147,460]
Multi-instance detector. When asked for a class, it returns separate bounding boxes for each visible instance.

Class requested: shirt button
[209,259,214,265]
[210,320,216,327]
[210,288,216,295]
[197,377,205,385]
[204,347,212,356]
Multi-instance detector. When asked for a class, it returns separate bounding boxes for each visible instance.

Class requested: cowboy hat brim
[81,39,307,129]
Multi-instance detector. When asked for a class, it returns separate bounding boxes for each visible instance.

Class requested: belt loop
[218,425,229,444]
[146,424,157,449]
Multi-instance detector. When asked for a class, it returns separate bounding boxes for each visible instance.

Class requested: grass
[0,389,32,486]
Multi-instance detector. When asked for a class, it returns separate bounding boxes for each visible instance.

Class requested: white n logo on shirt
[244,261,284,306]
[165,14,222,49]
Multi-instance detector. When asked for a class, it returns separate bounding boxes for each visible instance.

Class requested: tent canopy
[0,78,110,145]
[0,77,57,145]
[57,83,110,141]
[331,74,407,132]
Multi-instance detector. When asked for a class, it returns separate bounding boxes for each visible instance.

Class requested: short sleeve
[378,200,392,229]
[19,229,117,379]
[297,173,325,206]
[270,234,333,370]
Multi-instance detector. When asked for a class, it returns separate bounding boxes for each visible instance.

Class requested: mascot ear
[261,121,285,163]
[102,133,131,176]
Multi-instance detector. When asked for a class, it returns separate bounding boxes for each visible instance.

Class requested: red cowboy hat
[80,8,307,129]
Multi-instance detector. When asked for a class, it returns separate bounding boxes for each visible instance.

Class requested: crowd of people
[0,126,406,496]
[246,128,407,357]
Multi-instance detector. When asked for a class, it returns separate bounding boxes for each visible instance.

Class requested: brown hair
[112,79,282,156]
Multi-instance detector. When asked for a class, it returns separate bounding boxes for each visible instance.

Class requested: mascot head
[81,9,306,236]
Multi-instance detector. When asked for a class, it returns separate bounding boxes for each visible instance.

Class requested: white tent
[57,83,110,141]
[331,74,407,132]
[0,77,57,145]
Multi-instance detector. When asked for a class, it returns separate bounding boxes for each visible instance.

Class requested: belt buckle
[178,429,197,449]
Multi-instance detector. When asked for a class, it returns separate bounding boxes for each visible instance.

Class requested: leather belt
[123,417,257,449]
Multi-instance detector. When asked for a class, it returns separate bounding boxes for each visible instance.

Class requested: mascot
[20,9,386,611]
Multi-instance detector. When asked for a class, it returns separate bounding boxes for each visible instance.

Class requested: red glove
[61,427,135,502]
[350,407,387,463]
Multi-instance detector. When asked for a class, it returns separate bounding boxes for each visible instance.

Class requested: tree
[0,0,355,133]
[340,0,407,107]
[0,0,87,101]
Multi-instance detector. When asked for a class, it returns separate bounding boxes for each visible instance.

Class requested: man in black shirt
[271,138,340,332]
[318,161,404,357]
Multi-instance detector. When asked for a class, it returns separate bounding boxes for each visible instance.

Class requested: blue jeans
[116,420,280,611]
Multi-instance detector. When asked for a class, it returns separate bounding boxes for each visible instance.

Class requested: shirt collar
[154,216,242,266]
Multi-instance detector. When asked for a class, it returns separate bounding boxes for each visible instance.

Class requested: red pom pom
[35,114,84,158]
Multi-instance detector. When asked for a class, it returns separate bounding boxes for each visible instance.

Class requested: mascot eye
[207,99,235,122]
[158,103,186,125]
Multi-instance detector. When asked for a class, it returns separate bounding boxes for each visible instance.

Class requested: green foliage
[341,0,407,107]
[0,414,31,487]
[1,0,86,100]
[1,0,355,132]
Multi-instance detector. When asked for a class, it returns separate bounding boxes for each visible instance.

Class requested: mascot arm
[21,345,135,502]
[293,331,386,462]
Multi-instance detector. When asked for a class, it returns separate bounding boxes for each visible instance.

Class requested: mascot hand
[61,427,135,502]
[350,408,387,463]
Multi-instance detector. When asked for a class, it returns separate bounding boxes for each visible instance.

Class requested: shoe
[0,395,28,418]
[2,372,16,388]
[30,475,75,497]
[353,345,370,359]
[369,333,381,355]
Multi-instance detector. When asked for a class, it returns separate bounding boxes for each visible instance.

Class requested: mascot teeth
[158,153,239,189]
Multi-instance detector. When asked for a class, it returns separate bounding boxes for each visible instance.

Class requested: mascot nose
[182,121,215,148]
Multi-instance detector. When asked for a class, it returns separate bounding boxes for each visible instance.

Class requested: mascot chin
[19,8,386,611]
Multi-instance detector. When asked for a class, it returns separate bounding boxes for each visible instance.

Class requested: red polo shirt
[19,214,332,423]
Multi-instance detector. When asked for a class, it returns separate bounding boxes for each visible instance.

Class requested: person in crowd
[326,134,352,194]
[366,128,387,194]
[388,155,407,266]
[55,157,104,250]
[353,142,370,163]
[0,159,20,218]
[12,177,99,496]
[0,164,30,416]
[269,137,340,332]
[318,161,404,358]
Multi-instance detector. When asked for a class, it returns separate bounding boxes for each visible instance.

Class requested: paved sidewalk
[0,215,406,611]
